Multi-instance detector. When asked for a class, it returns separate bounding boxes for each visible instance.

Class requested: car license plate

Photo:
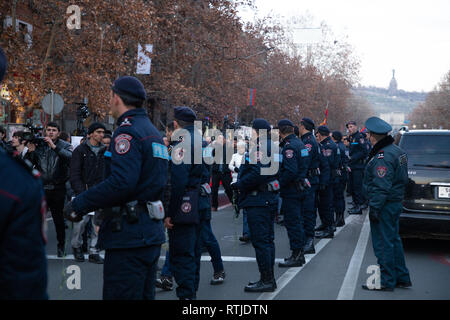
[438,186,450,199]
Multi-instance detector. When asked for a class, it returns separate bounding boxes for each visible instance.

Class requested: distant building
[388,69,398,96]
[380,112,405,130]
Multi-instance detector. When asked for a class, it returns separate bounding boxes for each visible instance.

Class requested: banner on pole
[248,88,255,106]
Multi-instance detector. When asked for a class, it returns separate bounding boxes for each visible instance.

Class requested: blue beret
[252,118,271,130]
[332,131,343,141]
[0,47,7,82]
[301,117,315,130]
[365,116,392,134]
[174,106,197,122]
[317,125,330,135]
[277,119,294,128]
[112,76,146,101]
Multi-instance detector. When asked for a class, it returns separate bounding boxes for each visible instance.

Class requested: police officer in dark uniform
[360,130,371,210]
[65,76,168,300]
[0,46,48,300]
[362,116,411,291]
[346,120,368,214]
[331,131,348,227]
[277,119,310,268]
[232,119,279,292]
[315,126,339,238]
[298,118,321,254]
[164,106,205,300]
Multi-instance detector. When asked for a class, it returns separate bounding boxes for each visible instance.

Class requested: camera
[23,120,45,147]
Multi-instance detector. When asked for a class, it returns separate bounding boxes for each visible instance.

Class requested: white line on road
[218,203,232,210]
[257,214,360,300]
[336,213,371,300]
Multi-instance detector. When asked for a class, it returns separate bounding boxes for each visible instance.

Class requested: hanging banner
[248,88,256,106]
[136,44,153,75]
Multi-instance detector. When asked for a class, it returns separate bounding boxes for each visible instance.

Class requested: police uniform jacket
[0,150,47,299]
[363,135,408,211]
[320,136,340,184]
[72,108,167,249]
[235,136,279,208]
[348,131,368,170]
[337,141,348,182]
[318,143,331,187]
[279,133,310,199]
[167,125,204,220]
[301,132,321,186]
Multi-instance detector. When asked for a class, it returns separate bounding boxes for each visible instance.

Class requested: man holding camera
[28,122,73,257]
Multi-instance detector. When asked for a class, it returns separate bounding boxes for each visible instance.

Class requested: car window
[400,135,450,168]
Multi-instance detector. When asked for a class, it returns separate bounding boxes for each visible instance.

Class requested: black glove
[234,167,240,173]
[369,207,380,223]
[63,201,83,223]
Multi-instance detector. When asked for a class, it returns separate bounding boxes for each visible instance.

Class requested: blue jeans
[243,209,250,237]
[161,250,172,277]
[199,219,224,273]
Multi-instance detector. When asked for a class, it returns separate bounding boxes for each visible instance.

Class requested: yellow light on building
[1,85,11,101]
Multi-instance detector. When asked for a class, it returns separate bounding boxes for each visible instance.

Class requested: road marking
[218,203,232,210]
[257,214,359,300]
[336,213,371,300]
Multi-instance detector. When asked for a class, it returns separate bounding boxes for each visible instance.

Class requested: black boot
[348,205,362,215]
[336,212,345,227]
[244,271,276,292]
[57,245,65,258]
[303,237,315,254]
[278,249,305,268]
[314,224,326,232]
[315,226,334,239]
[73,247,85,262]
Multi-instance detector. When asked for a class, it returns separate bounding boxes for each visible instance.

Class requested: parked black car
[398,130,450,239]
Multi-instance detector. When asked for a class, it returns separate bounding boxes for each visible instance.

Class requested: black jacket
[212,143,232,174]
[30,139,72,187]
[70,141,106,196]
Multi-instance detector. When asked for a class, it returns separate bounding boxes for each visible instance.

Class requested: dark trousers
[350,169,364,205]
[370,202,411,288]
[103,245,161,300]
[199,219,224,274]
[246,205,277,274]
[45,187,66,248]
[332,182,346,215]
[301,184,317,238]
[317,185,335,227]
[211,171,233,208]
[281,197,305,250]
[169,223,202,299]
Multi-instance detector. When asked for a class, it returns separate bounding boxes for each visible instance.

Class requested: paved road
[45,194,450,300]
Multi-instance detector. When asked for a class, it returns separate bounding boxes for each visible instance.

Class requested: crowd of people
[1,44,411,299]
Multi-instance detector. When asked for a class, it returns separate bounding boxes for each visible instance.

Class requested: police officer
[232,119,279,292]
[346,121,368,214]
[362,116,411,291]
[298,118,321,254]
[277,119,310,268]
[315,126,339,238]
[65,76,168,300]
[331,131,348,227]
[0,46,48,299]
[164,106,204,300]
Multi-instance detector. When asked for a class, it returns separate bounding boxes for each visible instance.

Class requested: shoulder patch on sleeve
[152,142,170,160]
[305,144,312,152]
[115,134,132,142]
[377,166,387,178]
[285,149,294,159]
[120,117,133,127]
[115,137,131,155]
[301,149,309,157]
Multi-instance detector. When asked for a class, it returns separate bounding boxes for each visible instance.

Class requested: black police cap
[365,116,392,134]
[301,117,315,130]
[174,106,197,122]
[317,125,331,136]
[0,47,7,82]
[112,76,146,101]
[252,118,271,130]
[277,119,294,128]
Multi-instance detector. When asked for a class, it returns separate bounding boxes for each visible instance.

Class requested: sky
[238,0,450,92]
